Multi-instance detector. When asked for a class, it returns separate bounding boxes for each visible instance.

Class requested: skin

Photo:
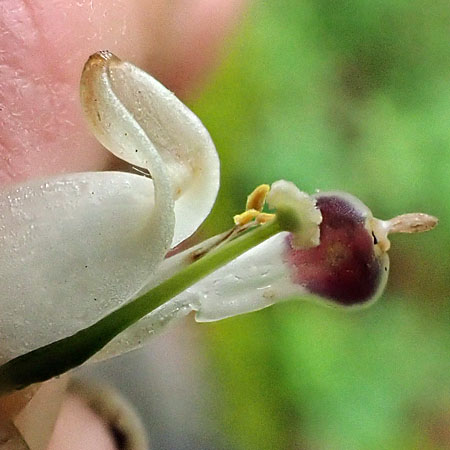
[0,0,247,448]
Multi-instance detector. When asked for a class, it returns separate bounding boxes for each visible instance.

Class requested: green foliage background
[189,1,450,448]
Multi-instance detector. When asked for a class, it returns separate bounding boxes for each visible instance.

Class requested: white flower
[0,52,437,377]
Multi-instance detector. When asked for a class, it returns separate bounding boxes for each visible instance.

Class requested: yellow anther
[234,209,260,226]
[246,184,270,212]
[233,184,273,228]
[256,213,276,224]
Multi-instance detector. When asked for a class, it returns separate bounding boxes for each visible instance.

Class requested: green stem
[0,219,282,395]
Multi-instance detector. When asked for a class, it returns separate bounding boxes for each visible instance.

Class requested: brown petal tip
[82,51,121,75]
[88,50,116,63]
[386,213,438,234]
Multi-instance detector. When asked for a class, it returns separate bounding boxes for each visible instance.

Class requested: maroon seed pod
[285,193,389,306]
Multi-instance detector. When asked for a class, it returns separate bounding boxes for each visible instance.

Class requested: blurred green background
[191,1,450,449]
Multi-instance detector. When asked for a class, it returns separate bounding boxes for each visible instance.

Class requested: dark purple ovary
[285,195,382,305]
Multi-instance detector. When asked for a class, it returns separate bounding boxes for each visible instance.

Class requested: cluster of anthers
[0,51,437,396]
[234,184,275,226]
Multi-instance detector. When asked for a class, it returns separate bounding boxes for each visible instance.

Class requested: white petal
[81,52,220,246]
[0,172,172,362]
[192,233,302,321]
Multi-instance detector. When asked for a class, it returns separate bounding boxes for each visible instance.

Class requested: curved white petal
[0,173,172,362]
[81,51,220,246]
